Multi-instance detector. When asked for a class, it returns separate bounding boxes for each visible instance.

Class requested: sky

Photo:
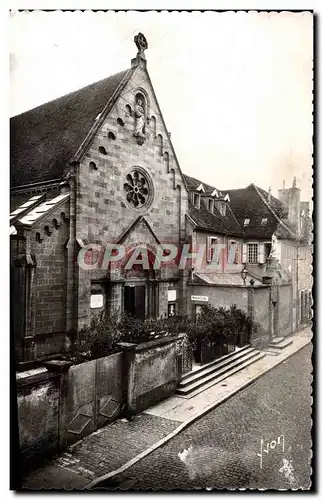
[9,10,313,201]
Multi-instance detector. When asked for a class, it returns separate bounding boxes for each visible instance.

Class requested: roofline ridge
[253,184,295,238]
[71,67,133,163]
[10,69,129,120]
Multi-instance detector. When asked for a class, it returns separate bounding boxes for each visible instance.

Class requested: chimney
[283,180,285,190]
[268,186,272,203]
[278,177,301,237]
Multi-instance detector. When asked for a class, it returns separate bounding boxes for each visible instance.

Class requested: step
[268,338,293,349]
[269,337,286,345]
[181,344,251,382]
[176,349,262,396]
[180,346,255,387]
[176,351,266,398]
[263,348,280,356]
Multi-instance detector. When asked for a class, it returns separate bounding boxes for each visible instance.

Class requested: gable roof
[187,199,245,237]
[10,70,131,189]
[184,174,222,197]
[225,184,294,239]
[184,174,244,236]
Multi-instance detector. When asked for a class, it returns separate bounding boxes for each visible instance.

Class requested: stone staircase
[264,336,293,355]
[176,345,266,398]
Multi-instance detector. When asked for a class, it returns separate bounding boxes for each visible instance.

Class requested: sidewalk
[21,326,312,490]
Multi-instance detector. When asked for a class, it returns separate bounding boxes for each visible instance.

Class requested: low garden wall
[16,333,187,465]
[119,335,183,415]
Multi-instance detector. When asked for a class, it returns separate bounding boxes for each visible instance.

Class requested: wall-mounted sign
[168,290,177,302]
[191,295,208,302]
[90,294,103,309]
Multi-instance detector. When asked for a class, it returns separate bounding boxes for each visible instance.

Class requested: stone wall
[187,283,249,315]
[17,336,187,464]
[250,287,271,348]
[123,336,181,415]
[17,353,124,464]
[29,199,70,357]
[278,284,293,336]
[17,368,60,465]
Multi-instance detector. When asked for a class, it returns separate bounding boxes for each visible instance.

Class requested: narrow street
[97,344,312,490]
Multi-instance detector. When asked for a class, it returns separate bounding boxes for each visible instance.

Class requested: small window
[35,232,43,243]
[98,146,107,155]
[265,242,272,259]
[261,218,268,225]
[89,161,97,170]
[247,243,258,264]
[244,219,250,226]
[219,202,226,216]
[193,193,200,209]
[207,236,218,263]
[108,131,116,140]
[228,240,239,264]
[208,198,214,212]
[117,117,125,126]
[125,104,132,116]
[44,225,52,236]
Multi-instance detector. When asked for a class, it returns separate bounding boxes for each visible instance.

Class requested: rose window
[124,170,150,208]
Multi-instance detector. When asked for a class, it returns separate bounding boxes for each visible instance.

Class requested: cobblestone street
[97,344,312,491]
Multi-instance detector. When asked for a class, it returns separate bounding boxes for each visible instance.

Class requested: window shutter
[258,243,265,264]
[242,243,247,264]
[207,237,212,263]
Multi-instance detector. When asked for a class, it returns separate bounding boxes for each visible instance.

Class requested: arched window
[125,104,132,117]
[157,134,163,156]
[44,225,52,236]
[108,132,116,140]
[98,146,107,155]
[117,117,125,127]
[164,151,170,173]
[35,232,43,243]
[89,161,98,170]
[52,218,60,230]
[150,116,156,138]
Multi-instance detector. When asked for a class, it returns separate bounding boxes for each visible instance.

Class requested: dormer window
[193,193,200,209]
[261,218,268,225]
[208,198,214,212]
[244,219,250,226]
[197,183,205,193]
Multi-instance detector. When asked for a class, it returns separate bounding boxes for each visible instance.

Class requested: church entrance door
[124,284,146,320]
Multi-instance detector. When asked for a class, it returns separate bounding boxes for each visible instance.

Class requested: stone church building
[10,34,312,366]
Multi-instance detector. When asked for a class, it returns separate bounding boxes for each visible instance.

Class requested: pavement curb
[84,336,312,489]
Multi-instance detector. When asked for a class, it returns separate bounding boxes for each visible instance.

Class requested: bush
[65,305,256,364]
[67,311,122,364]
[187,303,255,350]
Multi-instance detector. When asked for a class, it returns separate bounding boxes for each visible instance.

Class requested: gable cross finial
[134,33,148,58]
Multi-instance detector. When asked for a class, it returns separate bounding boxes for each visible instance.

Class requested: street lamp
[241,267,248,286]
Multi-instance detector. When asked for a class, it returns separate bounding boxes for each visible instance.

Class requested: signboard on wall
[191,295,208,302]
[168,290,177,302]
[90,294,103,309]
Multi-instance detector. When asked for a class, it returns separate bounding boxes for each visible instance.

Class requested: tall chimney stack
[268,186,272,203]
[283,180,285,190]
